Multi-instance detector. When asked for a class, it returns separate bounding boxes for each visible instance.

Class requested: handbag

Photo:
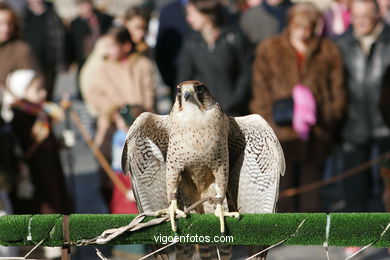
[272,97,294,126]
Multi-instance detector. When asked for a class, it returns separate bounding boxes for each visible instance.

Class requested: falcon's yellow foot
[214,203,240,234]
[155,199,187,232]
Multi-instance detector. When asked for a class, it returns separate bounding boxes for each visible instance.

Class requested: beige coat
[81,51,155,145]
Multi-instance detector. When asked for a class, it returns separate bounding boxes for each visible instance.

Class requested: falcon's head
[176,80,216,111]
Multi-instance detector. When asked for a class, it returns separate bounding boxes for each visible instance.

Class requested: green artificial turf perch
[0,213,389,248]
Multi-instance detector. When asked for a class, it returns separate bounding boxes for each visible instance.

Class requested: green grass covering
[0,213,389,247]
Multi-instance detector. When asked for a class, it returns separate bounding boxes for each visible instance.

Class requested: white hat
[7,69,37,99]
[1,70,37,122]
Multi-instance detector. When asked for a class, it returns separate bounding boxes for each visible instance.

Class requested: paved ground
[18,70,389,260]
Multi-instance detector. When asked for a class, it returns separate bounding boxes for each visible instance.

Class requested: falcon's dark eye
[195,85,206,94]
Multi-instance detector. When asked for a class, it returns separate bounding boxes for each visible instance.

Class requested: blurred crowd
[0,0,390,258]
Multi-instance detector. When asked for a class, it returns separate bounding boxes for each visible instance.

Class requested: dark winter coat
[23,2,66,71]
[336,24,390,145]
[0,118,17,192]
[155,0,189,91]
[261,0,293,32]
[178,26,252,116]
[10,104,72,214]
[380,66,390,129]
[69,10,113,66]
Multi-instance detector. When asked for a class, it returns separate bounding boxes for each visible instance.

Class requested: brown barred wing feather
[121,112,170,212]
[228,114,285,214]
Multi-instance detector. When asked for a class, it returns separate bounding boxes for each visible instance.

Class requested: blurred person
[155,0,189,99]
[0,4,36,229]
[320,1,352,211]
[149,0,176,11]
[81,27,155,204]
[0,87,18,258]
[78,37,107,116]
[8,70,72,216]
[378,0,390,23]
[322,0,352,38]
[82,27,155,147]
[8,70,71,259]
[69,0,113,99]
[336,0,390,213]
[239,0,293,47]
[251,2,346,212]
[124,6,172,115]
[0,2,38,88]
[1,0,26,17]
[109,105,139,215]
[22,0,66,101]
[262,0,293,30]
[124,6,151,55]
[178,0,252,116]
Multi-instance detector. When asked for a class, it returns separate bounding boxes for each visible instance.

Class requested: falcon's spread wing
[121,112,170,212]
[228,114,285,214]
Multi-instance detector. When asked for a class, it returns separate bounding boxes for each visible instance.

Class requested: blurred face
[378,0,390,17]
[186,3,210,31]
[25,78,46,104]
[78,2,94,19]
[266,0,284,6]
[0,10,14,43]
[351,1,380,36]
[247,0,262,8]
[125,16,147,44]
[27,0,44,6]
[105,37,132,61]
[288,18,315,43]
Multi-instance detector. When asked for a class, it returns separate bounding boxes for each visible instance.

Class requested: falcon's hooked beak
[184,90,194,102]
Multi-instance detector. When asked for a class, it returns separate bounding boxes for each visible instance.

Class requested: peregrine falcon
[122,80,285,249]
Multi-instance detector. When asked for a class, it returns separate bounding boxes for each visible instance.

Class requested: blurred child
[109,104,141,214]
[8,69,72,215]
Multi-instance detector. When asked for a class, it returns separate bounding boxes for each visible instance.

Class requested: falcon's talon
[155,200,187,232]
[214,203,240,234]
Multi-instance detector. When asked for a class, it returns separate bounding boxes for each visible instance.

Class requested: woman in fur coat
[251,2,346,212]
